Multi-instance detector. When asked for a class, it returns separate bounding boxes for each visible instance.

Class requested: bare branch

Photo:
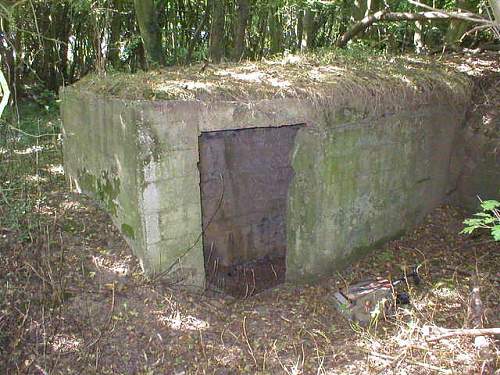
[337,10,496,48]
[409,0,494,23]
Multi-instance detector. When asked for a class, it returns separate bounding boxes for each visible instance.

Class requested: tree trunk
[269,5,282,54]
[255,7,268,59]
[209,0,225,62]
[414,20,424,54]
[296,10,304,51]
[445,0,475,47]
[134,0,164,67]
[490,0,500,23]
[0,18,16,100]
[232,0,249,60]
[0,68,10,119]
[55,2,71,84]
[302,8,315,51]
[352,0,366,21]
[108,0,123,69]
[187,11,208,63]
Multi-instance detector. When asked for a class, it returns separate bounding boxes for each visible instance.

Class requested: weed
[461,196,500,241]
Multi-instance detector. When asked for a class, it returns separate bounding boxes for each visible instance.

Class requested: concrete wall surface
[61,77,471,288]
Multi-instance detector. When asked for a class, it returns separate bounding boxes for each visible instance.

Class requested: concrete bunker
[60,59,472,295]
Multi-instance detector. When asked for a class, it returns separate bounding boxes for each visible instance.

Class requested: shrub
[461,198,500,241]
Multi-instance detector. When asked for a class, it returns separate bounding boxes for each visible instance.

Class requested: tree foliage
[0,0,497,96]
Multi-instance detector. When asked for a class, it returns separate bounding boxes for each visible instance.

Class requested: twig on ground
[198,329,207,360]
[368,351,452,374]
[375,351,405,374]
[2,122,59,138]
[423,326,500,342]
[60,283,116,356]
[442,266,499,283]
[242,315,258,368]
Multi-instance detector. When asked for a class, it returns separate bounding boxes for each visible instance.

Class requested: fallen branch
[411,0,499,40]
[336,10,495,48]
[424,327,500,342]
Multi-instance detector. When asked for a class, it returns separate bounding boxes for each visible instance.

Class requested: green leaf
[492,226,500,241]
[462,195,500,241]
[463,218,483,227]
[481,200,500,211]
[473,212,491,218]
[460,227,476,235]
[483,217,496,225]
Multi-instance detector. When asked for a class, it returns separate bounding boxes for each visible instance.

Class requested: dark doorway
[198,125,302,297]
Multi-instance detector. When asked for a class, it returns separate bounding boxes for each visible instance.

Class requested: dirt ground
[2,191,499,374]
[0,53,499,374]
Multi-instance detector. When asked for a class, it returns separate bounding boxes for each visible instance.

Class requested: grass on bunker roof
[1,55,499,374]
[73,50,470,107]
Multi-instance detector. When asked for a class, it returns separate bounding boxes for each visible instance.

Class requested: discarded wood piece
[423,326,500,342]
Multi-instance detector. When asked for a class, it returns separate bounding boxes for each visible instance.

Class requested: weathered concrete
[452,129,500,211]
[286,107,461,281]
[60,64,472,290]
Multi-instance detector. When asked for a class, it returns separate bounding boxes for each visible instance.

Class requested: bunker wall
[61,92,146,264]
[286,107,461,281]
[455,129,500,211]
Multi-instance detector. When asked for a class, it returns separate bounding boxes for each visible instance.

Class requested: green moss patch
[121,223,136,239]
[77,169,121,216]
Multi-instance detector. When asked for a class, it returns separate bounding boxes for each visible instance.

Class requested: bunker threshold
[198,125,303,297]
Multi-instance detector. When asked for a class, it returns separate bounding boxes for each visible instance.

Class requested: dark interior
[198,125,303,297]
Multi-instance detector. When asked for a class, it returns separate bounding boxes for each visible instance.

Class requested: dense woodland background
[0,0,498,101]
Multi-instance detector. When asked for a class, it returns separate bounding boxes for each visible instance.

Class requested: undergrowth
[0,100,62,236]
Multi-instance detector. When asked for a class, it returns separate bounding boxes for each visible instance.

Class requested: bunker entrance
[198,125,302,297]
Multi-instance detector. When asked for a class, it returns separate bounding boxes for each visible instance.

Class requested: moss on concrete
[121,223,136,239]
[77,169,121,216]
